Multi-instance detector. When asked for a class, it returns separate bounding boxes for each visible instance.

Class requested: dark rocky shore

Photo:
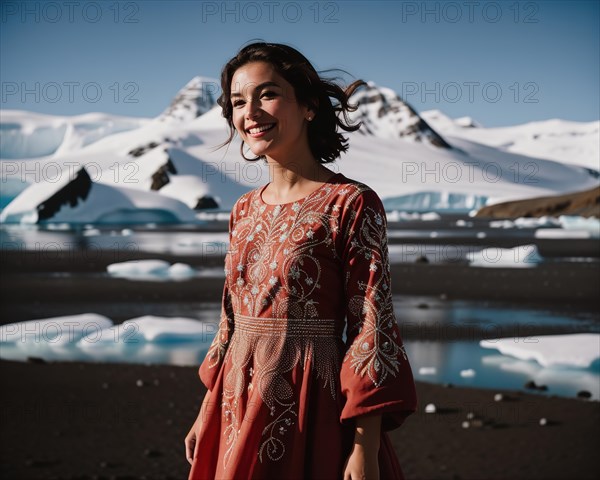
[1,359,598,480]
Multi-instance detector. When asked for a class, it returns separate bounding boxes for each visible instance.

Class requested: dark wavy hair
[216,41,366,163]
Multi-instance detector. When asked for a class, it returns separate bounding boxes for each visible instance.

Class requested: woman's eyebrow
[230,81,281,99]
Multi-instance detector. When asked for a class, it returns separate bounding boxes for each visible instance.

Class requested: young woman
[185,42,417,480]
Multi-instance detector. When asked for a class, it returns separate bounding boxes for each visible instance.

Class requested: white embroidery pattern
[343,199,407,387]
[202,180,407,471]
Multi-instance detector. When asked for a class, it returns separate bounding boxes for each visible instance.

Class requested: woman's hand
[343,413,381,479]
[343,443,380,480]
[184,415,200,465]
[184,390,211,465]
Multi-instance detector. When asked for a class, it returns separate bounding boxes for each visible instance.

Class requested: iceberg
[0,313,113,346]
[467,244,543,268]
[480,333,600,368]
[76,315,216,346]
[106,259,198,280]
[0,165,199,224]
[0,314,217,366]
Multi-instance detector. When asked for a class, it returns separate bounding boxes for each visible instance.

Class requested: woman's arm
[343,414,382,480]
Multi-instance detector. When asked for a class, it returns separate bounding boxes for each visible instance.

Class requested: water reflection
[405,340,600,400]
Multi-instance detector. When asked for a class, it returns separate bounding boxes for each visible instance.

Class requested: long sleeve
[339,188,417,431]
[199,205,236,391]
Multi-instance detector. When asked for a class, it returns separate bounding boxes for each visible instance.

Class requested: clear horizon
[1,0,599,127]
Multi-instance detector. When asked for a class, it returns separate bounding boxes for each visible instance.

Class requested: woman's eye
[261,91,277,98]
[232,100,245,107]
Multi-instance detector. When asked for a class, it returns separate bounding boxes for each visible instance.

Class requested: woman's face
[230,61,311,161]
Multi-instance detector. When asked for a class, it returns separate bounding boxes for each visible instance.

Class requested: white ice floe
[460,369,476,377]
[77,315,214,347]
[534,229,592,239]
[106,259,198,280]
[489,219,516,229]
[0,313,113,346]
[480,333,600,368]
[513,216,561,228]
[418,367,438,375]
[419,212,441,221]
[168,262,197,278]
[557,215,600,238]
[0,313,214,366]
[467,244,543,268]
[385,211,444,222]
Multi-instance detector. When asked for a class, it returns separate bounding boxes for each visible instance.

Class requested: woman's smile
[246,122,276,137]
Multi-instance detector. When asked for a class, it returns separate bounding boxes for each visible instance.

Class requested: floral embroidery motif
[342,202,407,387]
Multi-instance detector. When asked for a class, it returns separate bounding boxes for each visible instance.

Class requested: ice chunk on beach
[514,216,561,228]
[168,262,197,278]
[558,215,600,238]
[467,244,542,268]
[0,313,113,346]
[480,333,600,368]
[418,367,437,375]
[107,259,170,278]
[106,259,198,280]
[534,229,592,239]
[77,315,215,347]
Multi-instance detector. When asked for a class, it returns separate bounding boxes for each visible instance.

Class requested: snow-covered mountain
[0,164,197,224]
[348,81,452,148]
[0,110,150,159]
[422,109,600,172]
[156,76,219,123]
[1,80,598,224]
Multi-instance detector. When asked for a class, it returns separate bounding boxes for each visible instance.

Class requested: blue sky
[1,0,598,127]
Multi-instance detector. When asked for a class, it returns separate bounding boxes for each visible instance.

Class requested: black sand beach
[1,218,599,479]
[1,359,598,480]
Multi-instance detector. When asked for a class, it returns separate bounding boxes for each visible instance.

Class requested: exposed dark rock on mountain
[158,76,218,123]
[194,195,219,210]
[350,81,453,149]
[150,159,178,191]
[36,167,92,222]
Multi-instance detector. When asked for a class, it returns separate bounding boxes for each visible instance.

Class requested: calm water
[2,224,599,400]
[1,296,598,400]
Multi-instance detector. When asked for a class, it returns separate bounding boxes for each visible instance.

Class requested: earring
[307,115,313,121]
[240,141,262,162]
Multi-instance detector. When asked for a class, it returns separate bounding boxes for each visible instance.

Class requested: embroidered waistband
[233,313,338,337]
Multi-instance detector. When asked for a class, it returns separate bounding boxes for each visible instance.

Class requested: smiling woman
[185,42,418,480]
[216,41,365,165]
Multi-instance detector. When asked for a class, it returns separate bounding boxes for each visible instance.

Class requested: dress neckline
[258,172,343,207]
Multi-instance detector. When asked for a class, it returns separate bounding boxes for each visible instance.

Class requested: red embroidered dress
[189,172,417,479]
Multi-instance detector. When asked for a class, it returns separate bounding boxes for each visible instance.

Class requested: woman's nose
[245,99,261,119]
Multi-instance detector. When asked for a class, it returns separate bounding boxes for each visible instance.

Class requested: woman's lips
[247,123,276,137]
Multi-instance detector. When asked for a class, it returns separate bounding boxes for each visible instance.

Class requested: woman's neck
[262,156,336,203]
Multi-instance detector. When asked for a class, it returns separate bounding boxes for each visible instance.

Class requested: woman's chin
[247,144,272,159]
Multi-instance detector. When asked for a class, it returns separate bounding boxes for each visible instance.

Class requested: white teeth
[248,124,274,134]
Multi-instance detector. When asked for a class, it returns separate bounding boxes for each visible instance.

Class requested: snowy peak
[348,81,452,149]
[422,111,600,171]
[454,116,482,128]
[157,76,219,123]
